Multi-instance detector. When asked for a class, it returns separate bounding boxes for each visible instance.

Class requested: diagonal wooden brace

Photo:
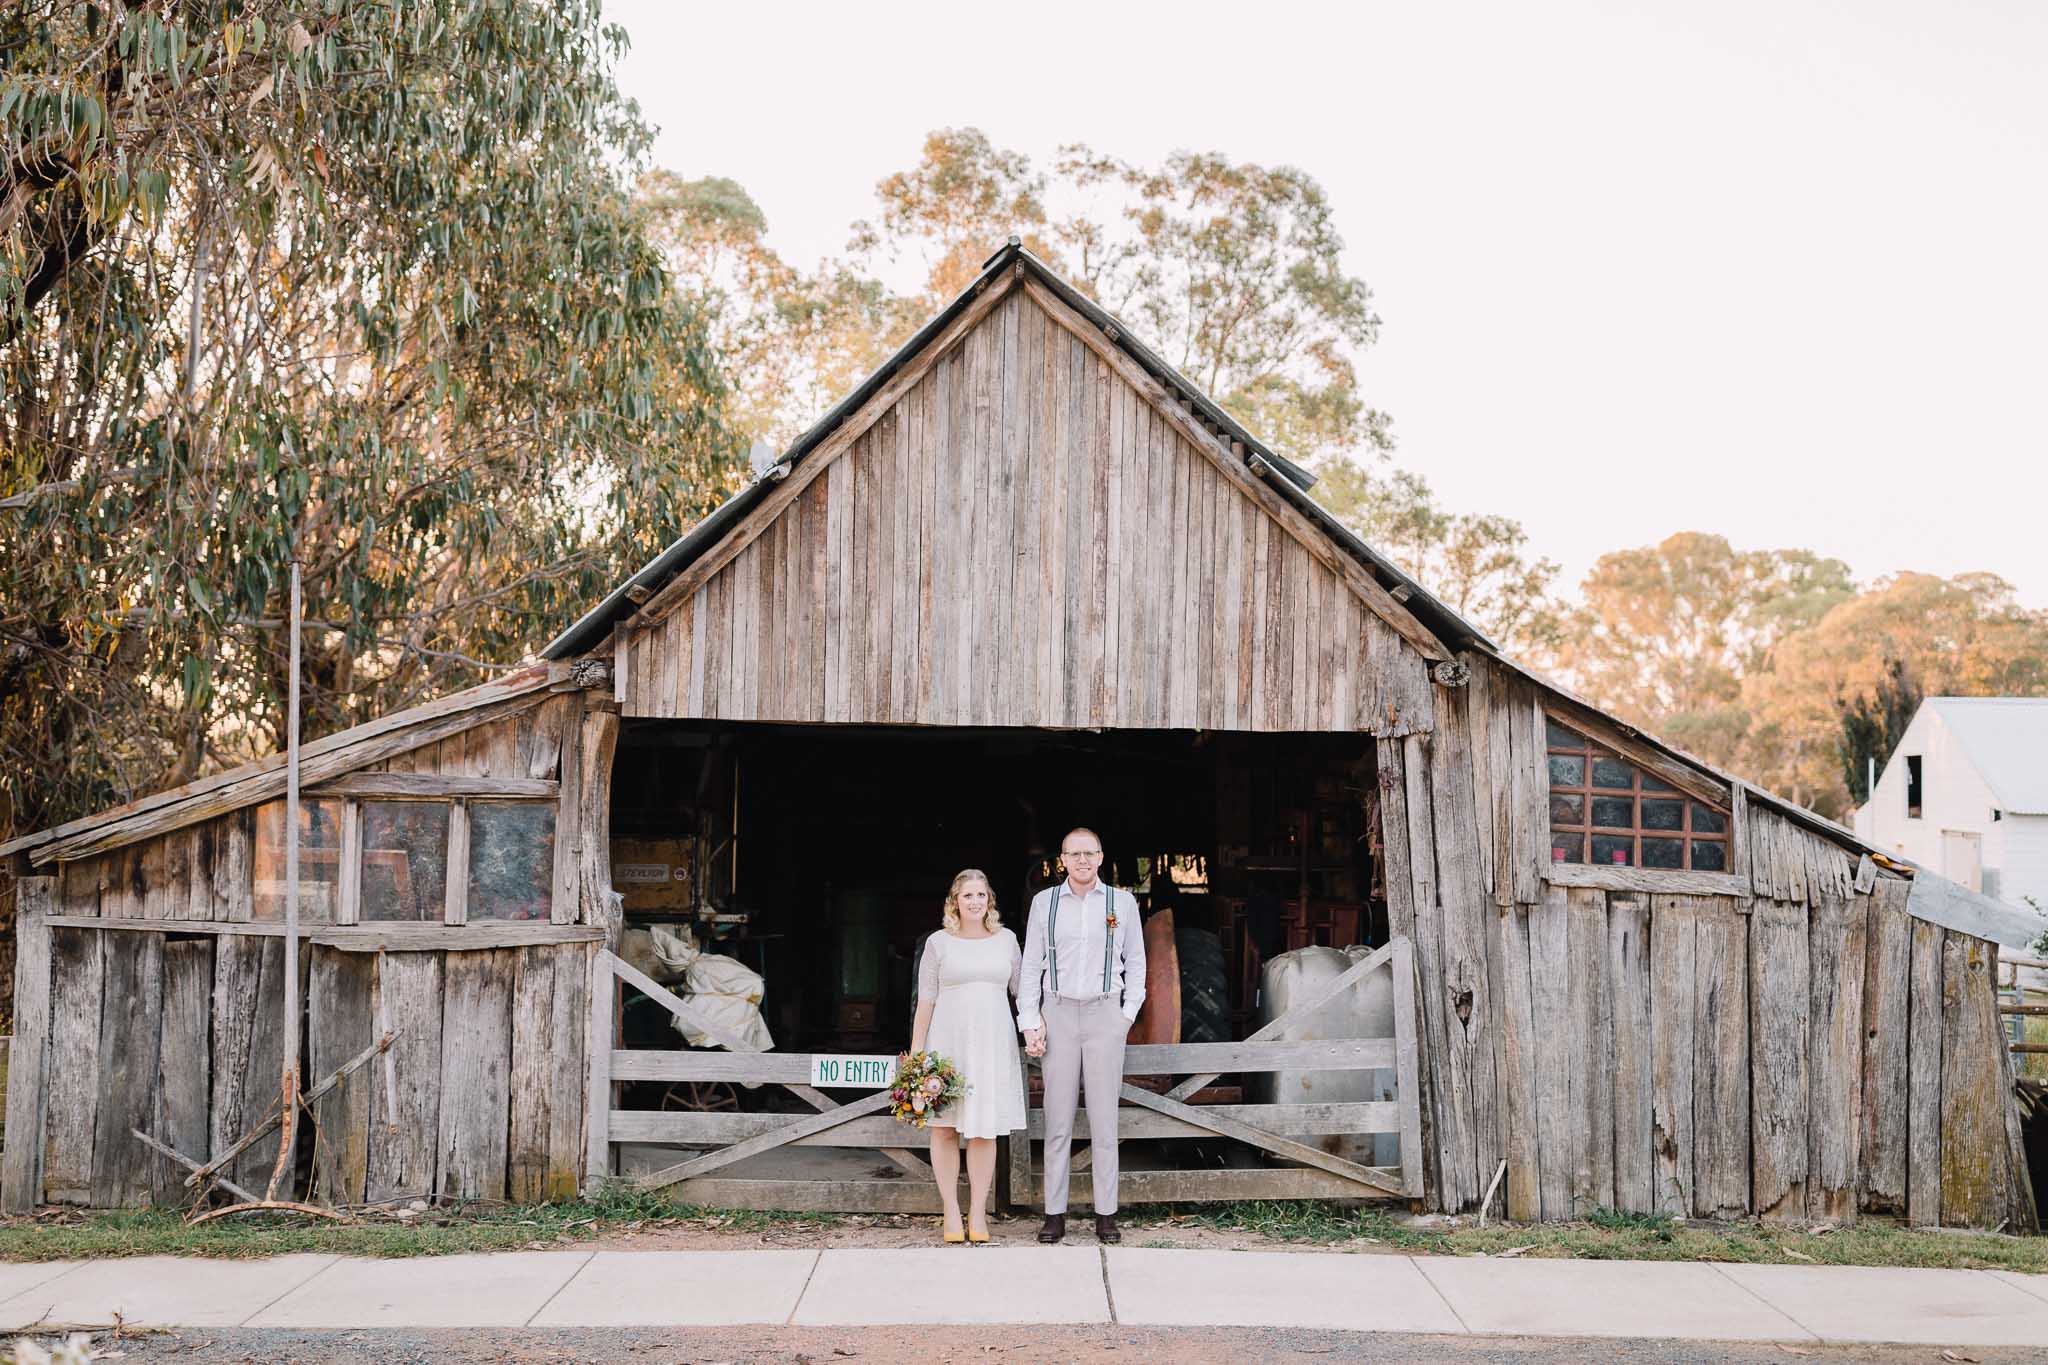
[604,952,929,1176]
[1117,1081,1406,1198]
[635,1087,897,1190]
[1165,939,1400,1102]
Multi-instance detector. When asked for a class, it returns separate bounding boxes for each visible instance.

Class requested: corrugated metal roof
[542,239,1489,661]
[1930,697,2048,815]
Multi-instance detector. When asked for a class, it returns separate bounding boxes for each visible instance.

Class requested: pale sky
[609,0,2048,606]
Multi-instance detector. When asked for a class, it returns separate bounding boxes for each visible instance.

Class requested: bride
[907,869,1027,1243]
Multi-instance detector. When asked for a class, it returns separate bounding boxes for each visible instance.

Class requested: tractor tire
[1176,927,1230,1045]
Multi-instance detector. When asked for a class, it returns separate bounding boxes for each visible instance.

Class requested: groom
[1017,827,1147,1244]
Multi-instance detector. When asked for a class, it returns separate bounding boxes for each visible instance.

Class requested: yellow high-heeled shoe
[942,1220,966,1244]
[967,1225,990,1244]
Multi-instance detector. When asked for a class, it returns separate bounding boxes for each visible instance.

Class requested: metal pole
[285,559,301,1076]
[268,559,304,1200]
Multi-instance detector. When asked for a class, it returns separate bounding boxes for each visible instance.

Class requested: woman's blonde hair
[942,869,1001,933]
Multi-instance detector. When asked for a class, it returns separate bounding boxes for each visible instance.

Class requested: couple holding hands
[907,828,1147,1244]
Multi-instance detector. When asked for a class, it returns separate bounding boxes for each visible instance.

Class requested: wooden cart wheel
[660,1080,740,1112]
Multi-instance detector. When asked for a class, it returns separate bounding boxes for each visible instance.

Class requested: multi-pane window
[1546,718,1729,872]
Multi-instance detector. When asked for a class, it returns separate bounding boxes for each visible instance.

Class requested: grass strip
[1125,1201,2048,1273]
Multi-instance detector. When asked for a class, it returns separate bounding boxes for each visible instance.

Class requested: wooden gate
[1009,936,1424,1206]
[587,937,1423,1212]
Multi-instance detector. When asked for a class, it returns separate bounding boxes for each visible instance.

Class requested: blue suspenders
[1046,882,1118,998]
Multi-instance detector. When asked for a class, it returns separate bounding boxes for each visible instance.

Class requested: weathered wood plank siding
[4,689,593,1211]
[1477,864,2027,1228]
[622,289,1434,735]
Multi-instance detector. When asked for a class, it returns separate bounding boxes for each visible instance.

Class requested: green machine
[833,890,886,1041]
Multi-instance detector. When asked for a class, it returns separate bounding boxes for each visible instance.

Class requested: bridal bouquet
[889,1050,964,1129]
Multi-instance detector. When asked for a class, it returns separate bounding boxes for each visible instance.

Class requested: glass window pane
[1545,718,1583,750]
[1591,796,1635,829]
[1591,835,1634,867]
[1550,834,1585,864]
[1691,840,1727,872]
[1642,799,1685,831]
[1642,837,1685,869]
[1548,754,1585,787]
[254,798,342,922]
[1691,804,1727,834]
[1591,756,1636,790]
[1641,774,1678,793]
[361,801,450,922]
[468,803,556,921]
[1550,794,1585,825]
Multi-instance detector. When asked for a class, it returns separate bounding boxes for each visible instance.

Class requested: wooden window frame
[1540,713,1745,895]
[325,790,557,928]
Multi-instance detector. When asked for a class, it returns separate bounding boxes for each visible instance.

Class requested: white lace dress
[917,928,1026,1138]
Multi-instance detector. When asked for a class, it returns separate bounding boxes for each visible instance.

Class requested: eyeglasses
[1060,850,1103,859]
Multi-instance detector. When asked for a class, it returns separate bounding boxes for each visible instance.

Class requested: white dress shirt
[1016,878,1147,1032]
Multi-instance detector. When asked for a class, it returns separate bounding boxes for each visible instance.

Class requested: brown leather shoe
[1095,1213,1121,1243]
[1037,1213,1066,1244]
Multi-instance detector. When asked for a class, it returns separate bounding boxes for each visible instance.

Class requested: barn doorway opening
[610,720,1384,1055]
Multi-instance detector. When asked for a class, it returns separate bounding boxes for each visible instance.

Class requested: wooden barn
[2,240,2038,1229]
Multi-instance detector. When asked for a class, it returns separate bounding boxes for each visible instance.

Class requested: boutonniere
[1105,910,1119,929]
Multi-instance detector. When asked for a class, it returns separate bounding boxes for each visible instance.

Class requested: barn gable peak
[543,242,1484,664]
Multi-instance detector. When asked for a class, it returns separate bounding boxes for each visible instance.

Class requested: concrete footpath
[1,1247,2047,1348]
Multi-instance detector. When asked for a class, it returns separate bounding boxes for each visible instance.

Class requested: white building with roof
[1855,697,2048,919]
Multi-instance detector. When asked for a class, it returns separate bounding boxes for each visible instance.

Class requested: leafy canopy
[1,0,741,832]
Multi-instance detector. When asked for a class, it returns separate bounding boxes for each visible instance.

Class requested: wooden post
[577,706,621,948]
[584,944,614,1188]
[1009,1041,1034,1209]
[1,877,55,1210]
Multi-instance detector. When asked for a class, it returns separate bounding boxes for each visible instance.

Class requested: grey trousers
[1040,993,1127,1215]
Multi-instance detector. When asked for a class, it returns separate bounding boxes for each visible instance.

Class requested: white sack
[650,922,774,1053]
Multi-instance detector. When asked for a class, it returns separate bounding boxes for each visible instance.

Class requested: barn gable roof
[540,239,1490,663]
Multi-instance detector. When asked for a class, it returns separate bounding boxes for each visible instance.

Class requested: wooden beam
[335,800,363,926]
[131,1128,261,1205]
[585,946,615,1188]
[310,773,558,799]
[1165,939,1399,1101]
[1390,936,1426,1199]
[1543,864,1745,897]
[1018,274,1451,665]
[577,710,621,945]
[609,1100,1404,1147]
[41,915,603,949]
[444,799,470,926]
[627,270,1024,637]
[5,667,552,862]
[1123,1038,1395,1074]
[182,1030,398,1192]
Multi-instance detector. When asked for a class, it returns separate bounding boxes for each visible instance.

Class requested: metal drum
[1255,945,1399,1167]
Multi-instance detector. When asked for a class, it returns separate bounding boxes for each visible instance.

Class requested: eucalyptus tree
[1,1,740,832]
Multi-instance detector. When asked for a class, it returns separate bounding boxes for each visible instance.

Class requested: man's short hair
[1061,826,1102,851]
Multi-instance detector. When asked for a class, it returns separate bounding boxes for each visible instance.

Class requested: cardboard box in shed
[613,837,693,913]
